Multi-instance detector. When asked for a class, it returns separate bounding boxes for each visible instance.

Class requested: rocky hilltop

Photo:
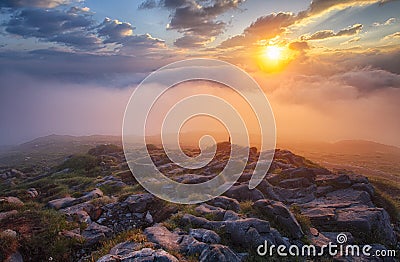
[0,143,398,261]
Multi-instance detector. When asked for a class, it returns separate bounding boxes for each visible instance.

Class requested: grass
[239,200,253,215]
[290,205,312,234]
[0,202,81,261]
[90,229,148,261]
[0,233,19,261]
[370,178,400,223]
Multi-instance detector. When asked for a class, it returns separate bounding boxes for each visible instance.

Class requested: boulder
[125,193,155,213]
[97,254,120,262]
[207,196,240,212]
[26,188,39,198]
[121,248,178,262]
[47,197,77,210]
[182,215,287,249]
[0,210,18,221]
[316,174,351,189]
[189,228,221,244]
[110,241,142,256]
[0,197,24,207]
[223,184,264,202]
[199,244,242,262]
[195,204,226,220]
[79,188,104,202]
[278,177,313,189]
[82,222,113,246]
[253,199,303,239]
[144,225,180,251]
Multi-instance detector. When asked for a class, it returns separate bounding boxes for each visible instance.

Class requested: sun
[264,45,282,61]
[257,45,293,72]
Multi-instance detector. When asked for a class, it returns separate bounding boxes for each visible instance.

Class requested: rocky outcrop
[253,199,303,239]
[47,188,103,210]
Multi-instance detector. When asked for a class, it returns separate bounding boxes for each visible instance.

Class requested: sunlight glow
[264,46,282,61]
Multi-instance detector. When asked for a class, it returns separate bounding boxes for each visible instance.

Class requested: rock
[278,177,313,189]
[120,248,178,262]
[199,244,242,262]
[125,194,155,213]
[351,183,374,197]
[97,254,120,262]
[5,251,23,262]
[316,174,351,189]
[144,225,180,251]
[96,176,127,188]
[315,186,335,197]
[82,222,113,246]
[223,210,240,221]
[110,241,142,256]
[60,228,83,241]
[301,207,336,225]
[309,227,319,237]
[189,228,221,244]
[174,174,211,184]
[79,188,104,202]
[272,185,316,204]
[207,196,240,212]
[0,197,24,207]
[223,184,264,202]
[145,211,153,224]
[96,194,158,233]
[334,207,396,245]
[26,188,39,198]
[253,199,303,239]
[47,197,77,210]
[1,229,17,239]
[195,204,226,220]
[182,215,286,249]
[179,235,209,256]
[0,210,18,221]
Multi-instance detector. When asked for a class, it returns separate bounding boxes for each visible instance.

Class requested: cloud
[301,24,363,40]
[0,49,177,86]
[220,12,296,47]
[4,7,101,50]
[3,6,168,54]
[98,18,135,43]
[333,68,400,92]
[383,31,400,40]
[289,41,310,51]
[139,0,244,48]
[0,0,77,9]
[298,0,391,19]
[373,17,396,26]
[340,36,361,45]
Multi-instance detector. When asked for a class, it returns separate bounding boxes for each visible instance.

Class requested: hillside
[0,143,399,261]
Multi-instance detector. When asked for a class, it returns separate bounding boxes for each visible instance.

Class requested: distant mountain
[280,139,400,155]
[0,134,122,168]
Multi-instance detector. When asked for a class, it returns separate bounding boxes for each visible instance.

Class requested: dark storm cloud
[4,7,101,50]
[0,0,76,9]
[139,0,244,48]
[0,49,175,86]
[301,24,363,40]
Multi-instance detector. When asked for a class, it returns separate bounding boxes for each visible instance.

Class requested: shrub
[57,154,99,172]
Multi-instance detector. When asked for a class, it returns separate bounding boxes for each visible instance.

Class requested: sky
[0,0,399,146]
